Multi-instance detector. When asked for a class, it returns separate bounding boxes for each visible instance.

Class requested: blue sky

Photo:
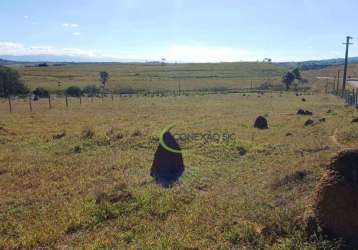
[1,0,358,62]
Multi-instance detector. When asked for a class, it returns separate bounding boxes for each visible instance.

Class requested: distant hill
[277,57,358,70]
[0,58,20,65]
[2,55,358,70]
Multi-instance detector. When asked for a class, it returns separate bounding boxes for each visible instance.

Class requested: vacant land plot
[15,62,286,92]
[304,64,358,79]
[303,64,358,92]
[0,92,357,249]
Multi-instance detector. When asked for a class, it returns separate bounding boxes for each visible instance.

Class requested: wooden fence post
[347,90,351,104]
[29,94,32,112]
[80,95,82,105]
[325,81,328,94]
[65,95,68,108]
[8,96,12,113]
[48,95,52,109]
[353,89,356,106]
[333,76,336,93]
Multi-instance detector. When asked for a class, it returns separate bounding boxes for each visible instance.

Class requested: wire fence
[0,83,314,113]
[334,89,358,107]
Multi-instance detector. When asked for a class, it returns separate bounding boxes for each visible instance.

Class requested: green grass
[0,92,356,249]
[14,62,287,92]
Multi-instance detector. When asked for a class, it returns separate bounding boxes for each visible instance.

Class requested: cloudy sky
[1,0,358,62]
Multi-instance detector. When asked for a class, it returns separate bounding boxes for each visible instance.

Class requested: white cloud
[24,15,29,19]
[72,32,81,36]
[62,23,79,28]
[0,41,100,58]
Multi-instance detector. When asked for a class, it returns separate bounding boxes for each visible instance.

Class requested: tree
[99,71,109,87]
[33,87,49,98]
[99,71,110,100]
[65,86,82,97]
[82,85,100,97]
[282,71,296,91]
[0,66,28,97]
[292,68,302,80]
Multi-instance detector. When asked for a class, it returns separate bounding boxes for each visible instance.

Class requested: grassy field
[1,92,357,249]
[302,64,358,92]
[14,62,287,92]
[303,64,358,79]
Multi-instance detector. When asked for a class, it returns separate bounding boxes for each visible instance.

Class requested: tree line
[32,85,102,98]
[0,65,110,99]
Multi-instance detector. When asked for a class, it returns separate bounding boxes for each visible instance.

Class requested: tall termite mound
[254,116,268,129]
[315,149,358,241]
[150,131,184,187]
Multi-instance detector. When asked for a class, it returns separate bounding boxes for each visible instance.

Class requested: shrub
[65,86,82,97]
[282,71,295,91]
[82,85,100,97]
[258,82,272,90]
[0,66,28,97]
[38,63,48,67]
[33,87,49,98]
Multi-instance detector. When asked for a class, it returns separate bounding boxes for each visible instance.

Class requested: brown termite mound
[254,116,268,129]
[53,131,66,140]
[297,109,313,116]
[150,131,184,187]
[81,128,95,139]
[304,119,314,127]
[315,149,358,242]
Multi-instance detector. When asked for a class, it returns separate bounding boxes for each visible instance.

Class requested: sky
[1,0,358,62]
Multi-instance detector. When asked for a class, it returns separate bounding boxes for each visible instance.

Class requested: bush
[83,85,100,97]
[282,71,296,91]
[33,87,49,98]
[65,86,82,97]
[38,63,48,67]
[114,88,143,95]
[0,66,28,97]
[258,82,272,90]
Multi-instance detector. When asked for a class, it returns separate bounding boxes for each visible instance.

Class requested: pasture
[15,62,286,93]
[303,64,358,92]
[1,91,357,249]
